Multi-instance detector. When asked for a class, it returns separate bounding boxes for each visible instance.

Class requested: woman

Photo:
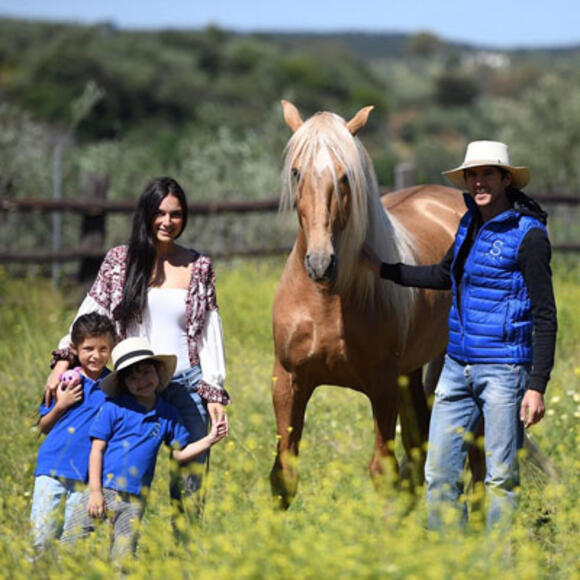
[46,177,229,513]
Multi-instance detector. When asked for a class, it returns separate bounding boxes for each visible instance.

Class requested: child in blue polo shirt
[62,337,227,560]
[30,312,115,551]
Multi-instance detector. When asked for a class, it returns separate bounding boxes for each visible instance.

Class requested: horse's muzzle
[305,251,337,282]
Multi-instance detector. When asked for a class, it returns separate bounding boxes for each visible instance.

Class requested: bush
[434,70,481,107]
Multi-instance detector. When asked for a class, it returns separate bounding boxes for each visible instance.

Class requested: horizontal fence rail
[1,193,579,213]
[1,192,579,268]
[0,197,281,215]
[0,246,293,263]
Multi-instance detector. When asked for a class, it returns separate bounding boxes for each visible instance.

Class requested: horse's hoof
[270,470,296,510]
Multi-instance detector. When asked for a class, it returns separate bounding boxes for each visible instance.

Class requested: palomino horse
[270,101,467,508]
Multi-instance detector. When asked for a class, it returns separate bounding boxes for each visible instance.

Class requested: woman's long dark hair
[114,177,188,334]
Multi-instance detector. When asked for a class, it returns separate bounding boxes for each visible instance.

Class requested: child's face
[74,334,114,380]
[124,361,160,404]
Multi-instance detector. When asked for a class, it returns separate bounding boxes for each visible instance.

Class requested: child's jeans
[30,475,85,550]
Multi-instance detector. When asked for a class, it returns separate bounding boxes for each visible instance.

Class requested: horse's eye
[340,174,349,186]
[291,167,301,181]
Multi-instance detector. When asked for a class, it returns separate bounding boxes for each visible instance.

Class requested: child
[30,312,115,551]
[62,337,227,560]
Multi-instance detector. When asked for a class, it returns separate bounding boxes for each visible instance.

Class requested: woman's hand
[207,402,229,436]
[44,361,69,406]
[208,419,228,445]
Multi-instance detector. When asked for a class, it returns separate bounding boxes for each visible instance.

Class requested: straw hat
[100,337,177,397]
[443,140,529,189]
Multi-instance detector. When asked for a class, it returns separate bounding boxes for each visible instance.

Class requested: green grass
[0,256,578,578]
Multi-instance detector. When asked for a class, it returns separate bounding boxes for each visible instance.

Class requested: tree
[405,32,443,59]
[434,70,481,107]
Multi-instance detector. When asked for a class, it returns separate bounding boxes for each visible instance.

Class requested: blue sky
[0,0,578,49]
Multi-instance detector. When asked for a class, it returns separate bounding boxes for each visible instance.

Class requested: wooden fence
[1,189,579,282]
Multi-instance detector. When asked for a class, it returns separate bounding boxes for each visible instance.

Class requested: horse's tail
[523,433,560,480]
[423,351,445,399]
[397,367,431,488]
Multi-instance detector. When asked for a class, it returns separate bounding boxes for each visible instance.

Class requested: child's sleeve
[38,399,56,417]
[89,401,116,442]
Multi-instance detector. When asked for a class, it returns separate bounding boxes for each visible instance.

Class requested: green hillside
[0,18,579,268]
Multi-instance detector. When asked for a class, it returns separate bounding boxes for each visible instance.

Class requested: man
[362,141,557,529]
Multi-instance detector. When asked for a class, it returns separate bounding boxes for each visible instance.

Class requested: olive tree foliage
[0,103,56,253]
[404,32,443,59]
[179,123,284,202]
[434,69,481,107]
[176,104,296,254]
[484,71,580,193]
[0,102,53,198]
[371,60,434,109]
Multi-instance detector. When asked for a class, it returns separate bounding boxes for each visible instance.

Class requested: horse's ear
[281,100,303,132]
[346,106,375,135]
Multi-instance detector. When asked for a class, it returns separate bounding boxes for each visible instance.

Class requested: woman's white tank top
[145,287,190,374]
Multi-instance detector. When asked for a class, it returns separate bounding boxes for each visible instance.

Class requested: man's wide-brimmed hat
[443,140,529,189]
[100,337,177,397]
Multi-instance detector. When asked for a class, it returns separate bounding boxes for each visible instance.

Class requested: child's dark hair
[71,312,116,346]
[117,359,160,392]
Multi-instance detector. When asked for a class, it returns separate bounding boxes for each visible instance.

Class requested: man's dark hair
[496,167,525,195]
[70,312,116,346]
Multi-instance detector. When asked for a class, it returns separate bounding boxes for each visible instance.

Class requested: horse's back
[382,185,465,262]
[382,184,464,213]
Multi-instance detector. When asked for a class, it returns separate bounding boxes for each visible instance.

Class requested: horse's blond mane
[281,111,417,336]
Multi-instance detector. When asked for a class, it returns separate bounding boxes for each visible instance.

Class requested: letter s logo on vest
[489,239,504,258]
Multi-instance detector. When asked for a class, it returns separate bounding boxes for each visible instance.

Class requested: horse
[270,100,468,508]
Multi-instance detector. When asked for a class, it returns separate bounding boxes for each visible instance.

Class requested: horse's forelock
[280,111,416,333]
[281,113,366,217]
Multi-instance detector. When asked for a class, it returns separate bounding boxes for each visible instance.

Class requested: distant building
[462,51,510,69]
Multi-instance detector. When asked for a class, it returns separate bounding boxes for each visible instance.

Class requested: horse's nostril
[304,251,336,282]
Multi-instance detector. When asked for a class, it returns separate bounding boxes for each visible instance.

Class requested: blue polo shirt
[35,369,110,482]
[90,393,191,496]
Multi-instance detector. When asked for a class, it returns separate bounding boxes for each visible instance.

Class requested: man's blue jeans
[425,356,529,529]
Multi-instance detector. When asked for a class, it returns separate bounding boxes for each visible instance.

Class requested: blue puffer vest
[447,194,547,364]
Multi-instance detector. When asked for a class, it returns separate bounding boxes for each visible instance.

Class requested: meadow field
[0,256,578,579]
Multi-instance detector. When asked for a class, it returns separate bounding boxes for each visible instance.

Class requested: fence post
[78,173,109,283]
[394,162,416,190]
[52,142,64,288]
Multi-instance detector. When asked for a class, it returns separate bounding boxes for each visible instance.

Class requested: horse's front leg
[270,358,314,509]
[367,369,401,488]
